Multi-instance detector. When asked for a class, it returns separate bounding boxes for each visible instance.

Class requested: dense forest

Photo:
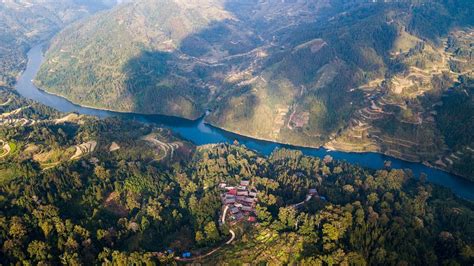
[1,88,473,264]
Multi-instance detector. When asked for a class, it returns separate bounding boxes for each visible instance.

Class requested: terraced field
[141,132,184,161]
[326,29,474,177]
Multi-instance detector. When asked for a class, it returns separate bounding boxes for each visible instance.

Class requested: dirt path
[222,205,229,224]
[175,205,236,262]
[221,205,236,244]
[41,162,61,170]
[287,110,296,130]
[0,118,37,127]
[0,106,30,119]
[226,230,236,245]
[0,98,11,106]
[142,134,170,160]
[291,194,312,209]
[175,229,236,262]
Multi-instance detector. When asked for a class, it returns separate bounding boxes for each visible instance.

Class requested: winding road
[175,205,236,262]
[291,193,313,209]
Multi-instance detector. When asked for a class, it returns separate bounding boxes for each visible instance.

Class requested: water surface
[15,44,474,200]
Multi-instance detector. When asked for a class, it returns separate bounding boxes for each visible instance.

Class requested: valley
[12,42,474,199]
[0,0,116,87]
[0,0,473,264]
[32,0,474,180]
[326,29,474,178]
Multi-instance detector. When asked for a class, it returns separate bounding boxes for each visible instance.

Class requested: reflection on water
[15,44,474,200]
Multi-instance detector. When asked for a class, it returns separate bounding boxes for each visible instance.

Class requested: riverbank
[32,80,204,121]
[204,120,472,182]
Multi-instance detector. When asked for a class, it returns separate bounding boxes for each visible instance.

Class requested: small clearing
[0,140,11,158]
[104,191,128,216]
[54,113,82,124]
[109,142,121,152]
[70,141,97,160]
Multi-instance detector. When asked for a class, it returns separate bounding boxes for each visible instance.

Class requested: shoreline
[31,81,204,121]
[34,82,470,182]
[203,121,470,181]
[30,81,471,183]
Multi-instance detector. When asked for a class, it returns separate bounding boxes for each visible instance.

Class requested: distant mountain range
[34,0,473,179]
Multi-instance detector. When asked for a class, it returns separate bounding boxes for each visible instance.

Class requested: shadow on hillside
[120,5,265,120]
[119,0,471,124]
[119,0,331,120]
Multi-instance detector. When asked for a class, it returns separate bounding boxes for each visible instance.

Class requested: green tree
[27,240,50,261]
[204,221,220,243]
[8,217,27,240]
[278,207,297,230]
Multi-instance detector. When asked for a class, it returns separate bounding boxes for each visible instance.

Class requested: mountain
[36,0,473,178]
[35,0,232,118]
[1,87,473,264]
[35,0,331,118]
[0,0,116,86]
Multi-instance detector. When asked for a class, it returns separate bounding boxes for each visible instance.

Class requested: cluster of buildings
[220,180,258,224]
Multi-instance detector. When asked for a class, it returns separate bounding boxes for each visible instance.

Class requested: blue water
[15,44,474,200]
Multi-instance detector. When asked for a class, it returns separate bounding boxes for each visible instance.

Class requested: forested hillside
[35,0,474,179]
[0,0,115,87]
[0,87,473,264]
[36,0,237,119]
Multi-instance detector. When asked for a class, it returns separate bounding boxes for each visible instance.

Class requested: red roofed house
[228,189,237,196]
[224,198,236,205]
[237,191,249,196]
[248,216,257,223]
[240,180,250,186]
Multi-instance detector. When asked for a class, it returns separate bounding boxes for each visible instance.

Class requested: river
[15,44,474,200]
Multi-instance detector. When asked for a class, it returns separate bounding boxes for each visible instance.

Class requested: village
[175,180,324,261]
[219,180,258,225]
[219,179,323,225]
